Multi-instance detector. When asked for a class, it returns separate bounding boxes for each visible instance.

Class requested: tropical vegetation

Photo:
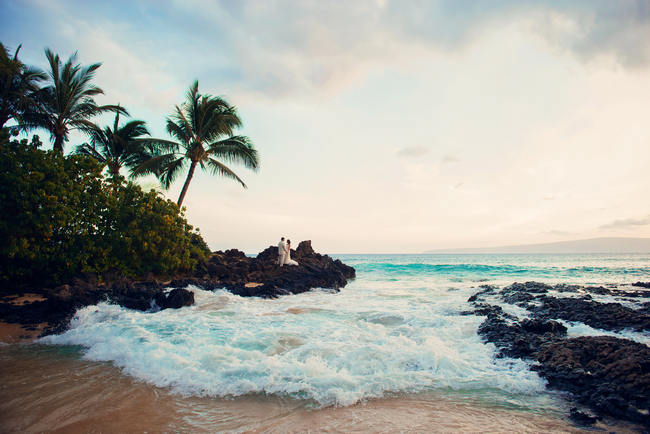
[75,109,153,179]
[0,40,260,285]
[0,131,209,285]
[0,42,46,130]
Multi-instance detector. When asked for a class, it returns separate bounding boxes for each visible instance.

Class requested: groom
[277,237,288,266]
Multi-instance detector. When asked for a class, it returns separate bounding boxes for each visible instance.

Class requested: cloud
[540,229,572,236]
[154,0,650,99]
[13,0,648,103]
[529,0,650,68]
[599,215,650,230]
[442,154,460,163]
[396,145,429,157]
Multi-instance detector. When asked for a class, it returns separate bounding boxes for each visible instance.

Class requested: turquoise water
[39,253,649,416]
[339,253,650,285]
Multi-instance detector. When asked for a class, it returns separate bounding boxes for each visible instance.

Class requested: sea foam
[41,284,546,407]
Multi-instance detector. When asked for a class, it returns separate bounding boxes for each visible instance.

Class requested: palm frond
[207,136,259,170]
[158,157,187,189]
[129,153,180,178]
[207,158,247,188]
[74,142,106,163]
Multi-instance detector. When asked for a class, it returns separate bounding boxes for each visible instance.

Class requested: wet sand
[0,322,47,344]
[0,343,618,433]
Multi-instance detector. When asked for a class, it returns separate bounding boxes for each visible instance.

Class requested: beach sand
[0,293,49,344]
[0,344,612,433]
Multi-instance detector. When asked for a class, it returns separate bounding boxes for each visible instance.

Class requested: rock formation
[466,281,650,428]
[0,240,355,337]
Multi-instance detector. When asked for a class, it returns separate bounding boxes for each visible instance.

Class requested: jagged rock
[632,282,650,289]
[535,337,650,426]
[530,295,650,332]
[502,281,551,295]
[468,281,650,428]
[158,288,194,309]
[569,408,598,426]
[202,240,355,298]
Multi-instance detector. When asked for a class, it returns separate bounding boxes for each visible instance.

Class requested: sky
[2,0,649,253]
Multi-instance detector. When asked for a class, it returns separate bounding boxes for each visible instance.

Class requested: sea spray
[42,286,546,407]
[40,253,650,412]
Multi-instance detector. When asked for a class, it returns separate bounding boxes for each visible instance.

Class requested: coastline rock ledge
[198,240,356,297]
[0,241,355,338]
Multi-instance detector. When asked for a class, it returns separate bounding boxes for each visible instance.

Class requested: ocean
[2,253,649,432]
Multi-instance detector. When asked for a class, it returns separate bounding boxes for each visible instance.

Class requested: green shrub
[0,132,209,285]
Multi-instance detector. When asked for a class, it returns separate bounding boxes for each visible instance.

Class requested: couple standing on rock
[277,237,299,267]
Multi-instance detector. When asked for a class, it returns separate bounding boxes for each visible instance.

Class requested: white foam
[559,320,650,347]
[41,284,546,407]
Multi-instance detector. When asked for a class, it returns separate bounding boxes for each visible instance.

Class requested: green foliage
[0,131,209,285]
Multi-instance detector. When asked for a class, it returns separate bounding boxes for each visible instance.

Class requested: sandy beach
[0,344,597,433]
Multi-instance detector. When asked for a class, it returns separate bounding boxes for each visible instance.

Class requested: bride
[285,240,299,266]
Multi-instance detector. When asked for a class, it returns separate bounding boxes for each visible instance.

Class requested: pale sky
[2,0,650,253]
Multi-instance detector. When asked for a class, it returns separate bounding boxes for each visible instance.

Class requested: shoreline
[0,343,596,433]
[0,240,355,342]
[1,253,647,430]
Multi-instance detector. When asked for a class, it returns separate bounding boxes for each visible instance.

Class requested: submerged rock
[156,288,195,309]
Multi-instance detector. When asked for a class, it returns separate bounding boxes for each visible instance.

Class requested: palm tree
[22,48,125,152]
[0,42,46,129]
[75,108,153,178]
[133,80,259,207]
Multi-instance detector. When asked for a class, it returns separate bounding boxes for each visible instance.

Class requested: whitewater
[38,253,650,417]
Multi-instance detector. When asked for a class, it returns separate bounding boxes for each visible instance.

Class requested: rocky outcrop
[534,336,650,426]
[155,288,195,309]
[197,240,356,297]
[0,240,356,337]
[466,281,650,428]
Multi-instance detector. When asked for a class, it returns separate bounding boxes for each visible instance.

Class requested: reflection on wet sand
[0,344,612,433]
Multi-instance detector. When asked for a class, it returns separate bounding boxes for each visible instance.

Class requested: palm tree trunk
[53,134,64,153]
[177,160,197,207]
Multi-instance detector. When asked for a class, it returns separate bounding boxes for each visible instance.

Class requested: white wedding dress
[285,247,299,266]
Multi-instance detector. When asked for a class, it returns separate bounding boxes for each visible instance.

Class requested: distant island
[425,237,650,254]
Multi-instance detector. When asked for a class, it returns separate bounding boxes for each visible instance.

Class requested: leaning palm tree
[22,48,125,152]
[132,80,259,207]
[0,42,46,129]
[75,108,154,178]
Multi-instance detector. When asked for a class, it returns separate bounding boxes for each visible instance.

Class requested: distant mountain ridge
[425,237,650,254]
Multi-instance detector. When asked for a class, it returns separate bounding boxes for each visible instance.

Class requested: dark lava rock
[553,284,581,293]
[499,282,550,306]
[466,285,497,303]
[520,318,567,335]
[534,336,650,427]
[477,315,567,359]
[471,281,650,428]
[502,281,552,294]
[584,286,612,295]
[157,288,195,309]
[204,240,355,298]
[569,408,598,426]
[530,295,650,332]
[632,282,650,289]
